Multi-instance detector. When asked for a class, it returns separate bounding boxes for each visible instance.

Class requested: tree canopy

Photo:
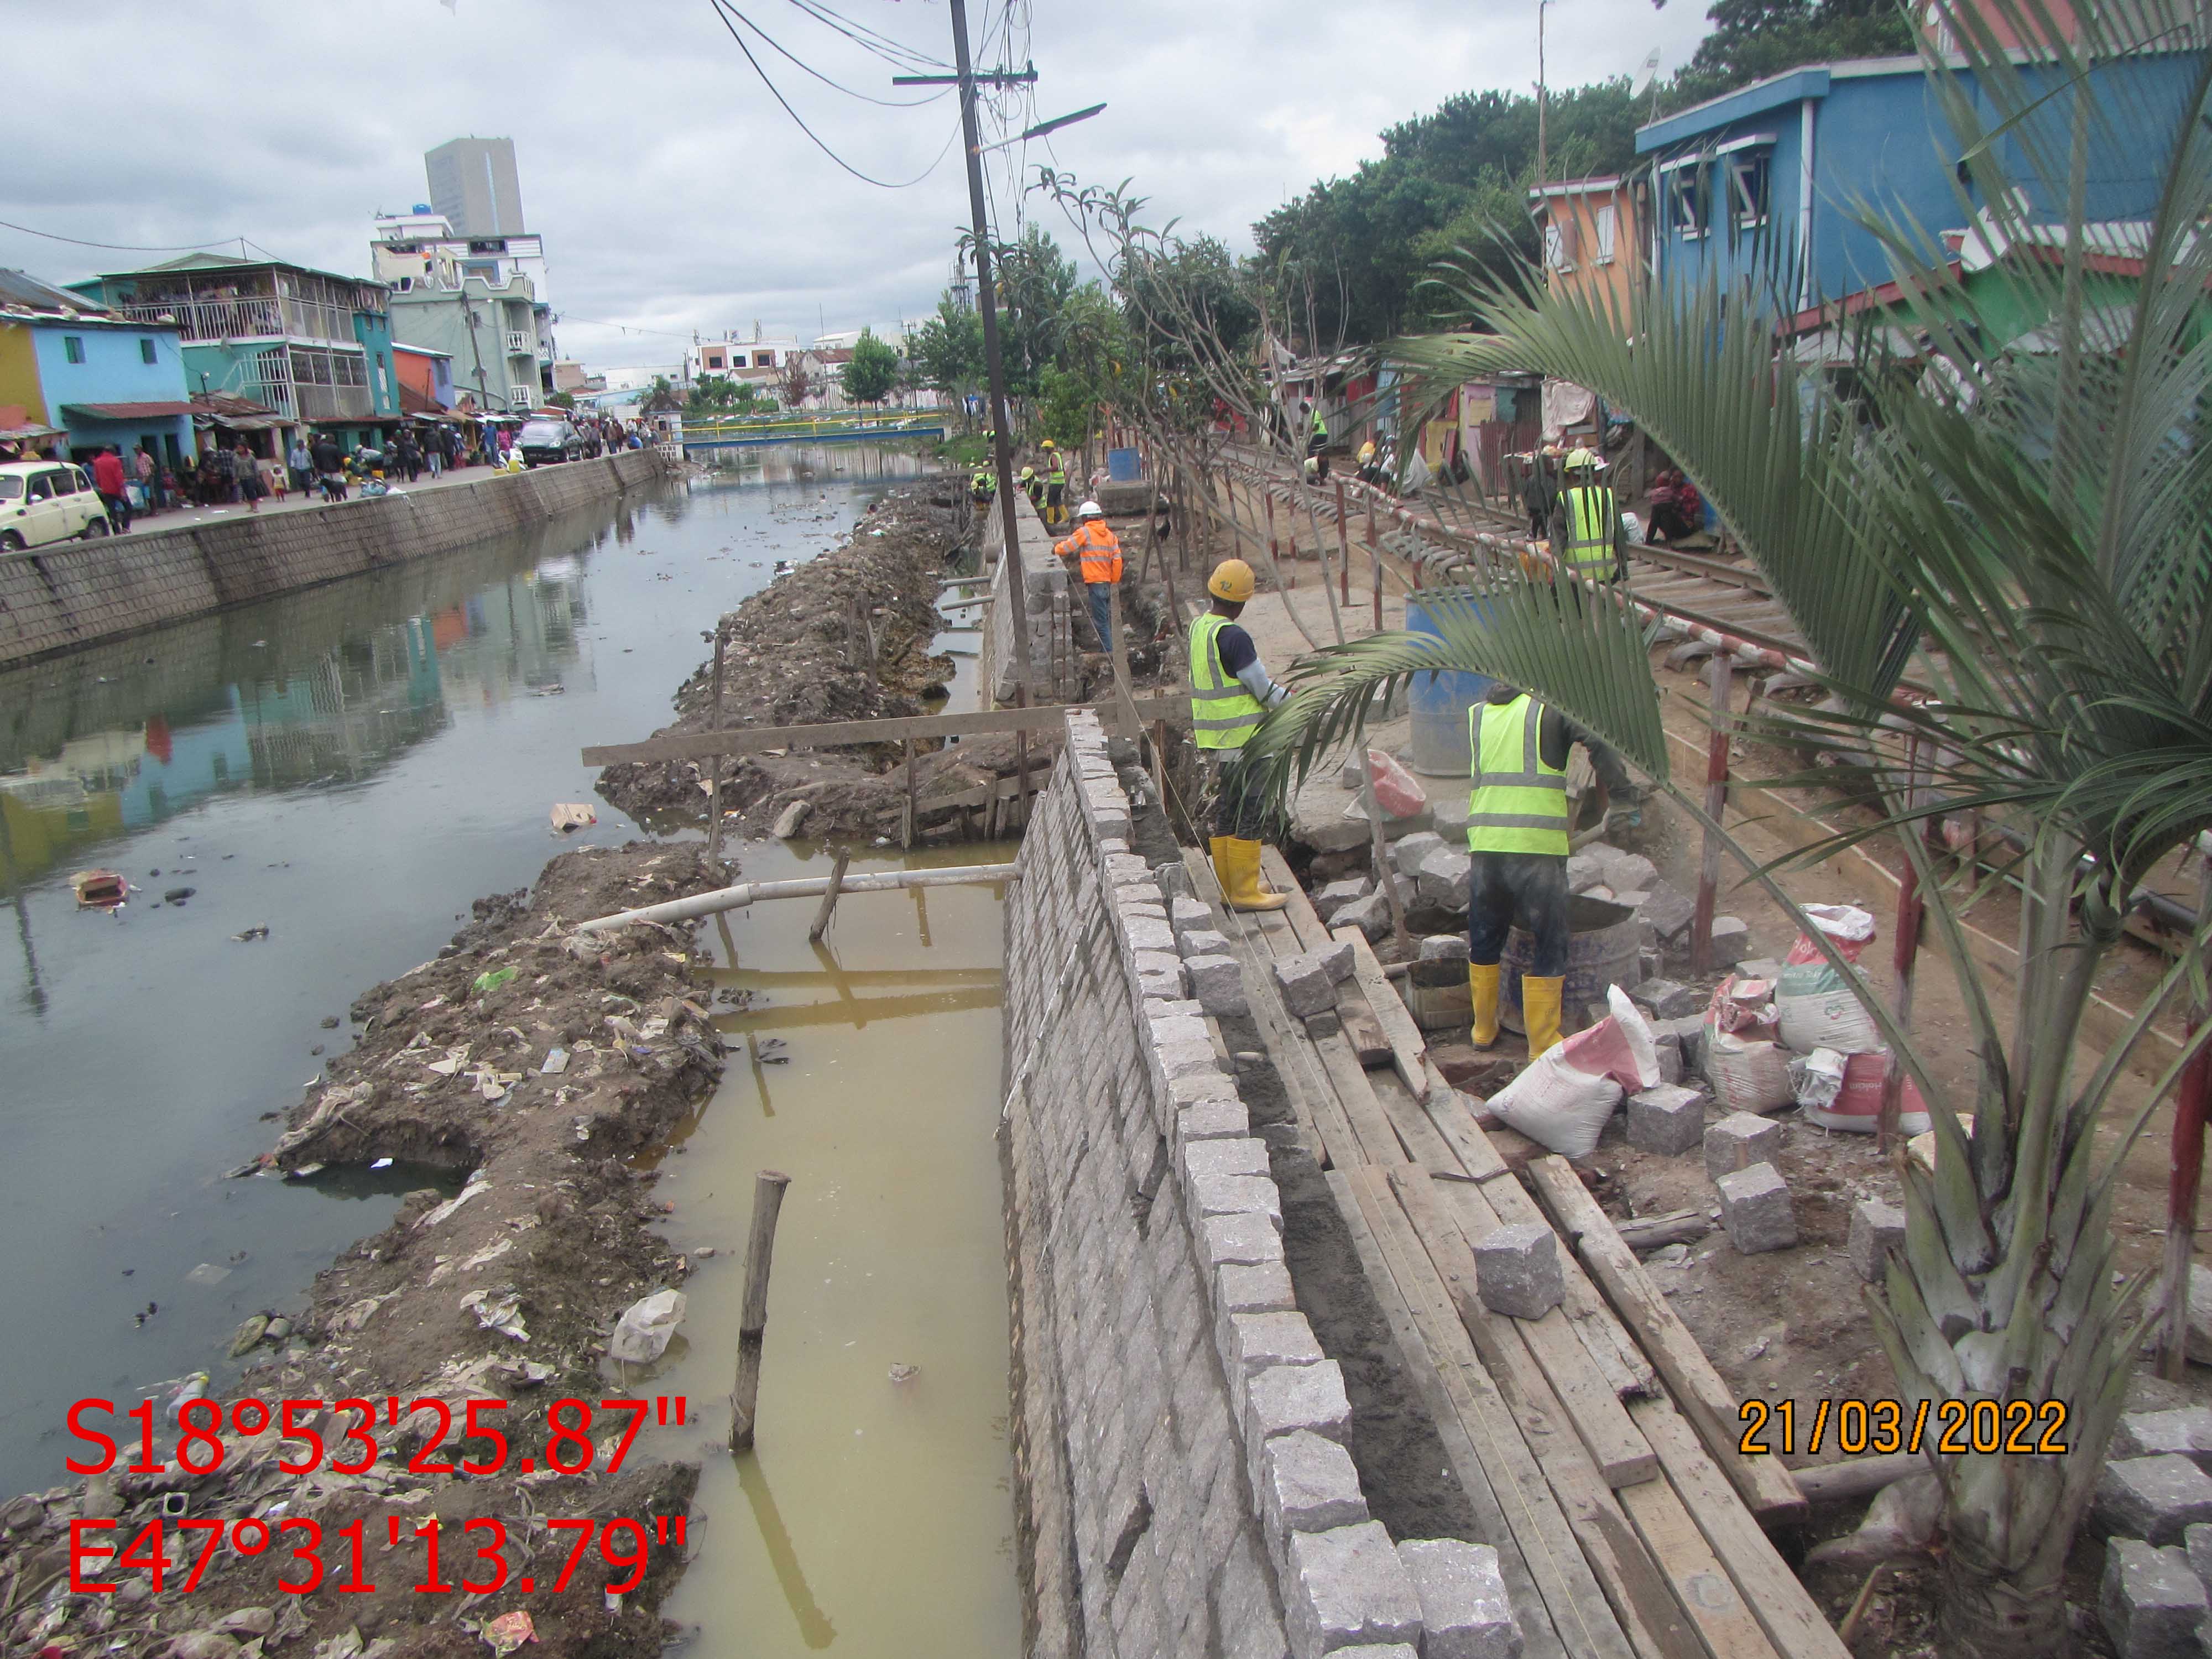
[840,327,900,405]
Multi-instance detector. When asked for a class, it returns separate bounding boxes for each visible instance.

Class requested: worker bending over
[1548,447,1626,582]
[1466,681,1636,1058]
[1019,465,1041,509]
[1191,559,1294,911]
[971,466,996,504]
[1055,500,1122,655]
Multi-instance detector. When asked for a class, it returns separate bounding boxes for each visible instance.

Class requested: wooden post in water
[807,847,851,943]
[729,1170,792,1453]
[903,738,919,848]
[706,627,727,872]
[1691,653,1734,973]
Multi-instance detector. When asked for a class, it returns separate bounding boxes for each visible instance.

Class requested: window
[754,352,774,367]
[706,351,725,369]
[1542,217,1576,272]
[140,338,158,364]
[1595,203,1618,263]
[1729,152,1771,232]
[1667,166,1708,239]
[62,336,85,364]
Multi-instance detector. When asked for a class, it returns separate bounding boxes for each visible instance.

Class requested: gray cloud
[3,0,1710,368]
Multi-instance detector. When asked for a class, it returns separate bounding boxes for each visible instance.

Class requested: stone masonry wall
[0,448,666,667]
[985,496,1079,707]
[1002,711,1518,1659]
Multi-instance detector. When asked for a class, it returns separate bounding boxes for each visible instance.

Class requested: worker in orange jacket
[1053,500,1123,654]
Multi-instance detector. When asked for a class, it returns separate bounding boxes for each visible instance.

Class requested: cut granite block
[1848,1199,1907,1284]
[1703,1112,1781,1181]
[1716,1163,1797,1254]
[1472,1222,1564,1319]
[2101,1537,2206,1658]
[1282,1523,1423,1659]
[1396,1539,1522,1659]
[2096,1457,2212,1544]
[1626,1084,1707,1156]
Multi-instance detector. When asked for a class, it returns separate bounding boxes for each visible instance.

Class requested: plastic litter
[165,1373,211,1425]
[459,1290,528,1342]
[471,966,520,998]
[482,1611,536,1656]
[1788,1047,1847,1109]
[1485,986,1659,1159]
[71,869,127,907]
[550,804,597,834]
[607,1288,687,1363]
[1360,748,1427,818]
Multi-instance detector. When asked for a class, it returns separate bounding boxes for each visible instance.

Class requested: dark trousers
[1208,749,1279,841]
[1468,851,1571,977]
[99,491,131,531]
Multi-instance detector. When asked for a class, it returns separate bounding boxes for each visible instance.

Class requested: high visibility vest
[1559,485,1618,577]
[972,469,994,493]
[1467,696,1569,855]
[1311,410,1327,440]
[1056,519,1123,584]
[1045,460,1066,492]
[1189,611,1265,749]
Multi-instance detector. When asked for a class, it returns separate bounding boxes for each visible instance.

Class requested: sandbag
[1704,976,1793,1113]
[1776,904,1881,1054]
[1487,987,1655,1158]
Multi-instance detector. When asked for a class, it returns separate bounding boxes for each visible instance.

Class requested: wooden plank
[1348,1169,1651,1659]
[1369,1069,1462,1175]
[1343,1006,1394,1068]
[1326,1171,1571,1659]
[1420,1088,1512,1183]
[1467,1171,1658,1403]
[1526,1157,1807,1525]
[1615,1453,1787,1659]
[1333,925,1431,1099]
[1631,1400,1854,1659]
[1310,1023,1416,1168]
[582,693,1185,767]
[1394,1167,1658,1493]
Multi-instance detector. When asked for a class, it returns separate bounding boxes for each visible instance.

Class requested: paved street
[114,456,525,538]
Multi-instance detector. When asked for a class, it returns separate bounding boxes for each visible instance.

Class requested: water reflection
[0,529,605,888]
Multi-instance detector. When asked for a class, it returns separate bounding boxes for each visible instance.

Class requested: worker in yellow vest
[1190,559,1293,910]
[1054,501,1123,654]
[1547,448,1625,582]
[1019,465,1041,509]
[1041,443,1069,529]
[1466,681,1635,1058]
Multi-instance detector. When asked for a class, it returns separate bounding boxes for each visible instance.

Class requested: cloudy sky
[6,0,1712,371]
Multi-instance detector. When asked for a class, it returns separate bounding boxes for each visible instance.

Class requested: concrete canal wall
[983,497,1081,707]
[1002,711,1498,1659]
[0,448,667,667]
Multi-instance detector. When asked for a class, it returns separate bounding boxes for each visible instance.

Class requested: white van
[0,461,113,551]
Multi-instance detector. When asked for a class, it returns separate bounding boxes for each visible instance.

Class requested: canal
[0,437,1015,1657]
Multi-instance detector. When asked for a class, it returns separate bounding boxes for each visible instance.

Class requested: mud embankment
[0,843,727,1659]
[596,484,1061,842]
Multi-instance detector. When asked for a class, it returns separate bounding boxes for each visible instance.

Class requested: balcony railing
[119,297,361,346]
[504,331,532,355]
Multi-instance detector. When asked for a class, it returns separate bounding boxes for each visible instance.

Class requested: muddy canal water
[0,440,1018,1577]
[635,841,1019,1658]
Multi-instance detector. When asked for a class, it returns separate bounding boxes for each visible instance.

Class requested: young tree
[1246,8,2212,1650]
[840,327,899,407]
[778,357,816,410]
[910,295,987,421]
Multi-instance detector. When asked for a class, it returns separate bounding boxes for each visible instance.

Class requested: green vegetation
[840,327,900,406]
[1245,8,2212,1648]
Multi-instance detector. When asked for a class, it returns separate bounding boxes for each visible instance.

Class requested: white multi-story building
[687,329,804,389]
[371,207,555,393]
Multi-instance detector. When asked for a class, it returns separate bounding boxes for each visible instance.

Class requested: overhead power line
[786,0,947,71]
[713,0,949,106]
[0,219,252,255]
[708,0,962,189]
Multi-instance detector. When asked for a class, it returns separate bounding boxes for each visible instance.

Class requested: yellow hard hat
[1040,439,1056,450]
[1207,559,1256,603]
[1019,465,1035,479]
[1563,446,1598,471]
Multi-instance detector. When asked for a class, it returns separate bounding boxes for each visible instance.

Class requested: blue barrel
[1405,592,1493,777]
[1106,446,1141,482]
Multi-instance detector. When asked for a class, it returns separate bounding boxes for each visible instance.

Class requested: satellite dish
[1633,48,1662,94]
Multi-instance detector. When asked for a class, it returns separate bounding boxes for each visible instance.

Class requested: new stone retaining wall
[1001,709,1518,1658]
[983,497,1081,707]
[0,448,667,666]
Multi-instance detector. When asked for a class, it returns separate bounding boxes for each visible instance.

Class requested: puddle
[638,839,1019,1657]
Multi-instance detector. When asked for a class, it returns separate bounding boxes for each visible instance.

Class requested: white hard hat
[1078,499,1103,518]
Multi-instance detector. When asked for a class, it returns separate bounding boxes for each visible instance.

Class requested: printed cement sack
[1776,904,1882,1054]
[1804,1048,1932,1135]
[1489,987,1659,1159]
[1703,975,1794,1113]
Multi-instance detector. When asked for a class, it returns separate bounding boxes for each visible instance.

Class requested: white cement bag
[608,1288,687,1363]
[1486,987,1655,1159]
[1776,904,1882,1054]
[1703,977,1795,1113]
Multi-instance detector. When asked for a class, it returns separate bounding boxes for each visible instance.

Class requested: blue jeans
[1468,851,1571,977]
[1084,582,1114,654]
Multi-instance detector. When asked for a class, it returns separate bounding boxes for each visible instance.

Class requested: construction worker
[1019,463,1040,509]
[1055,500,1123,654]
[971,466,997,504]
[1191,558,1293,911]
[1548,448,1626,582]
[1465,681,1637,1059]
[1041,442,1069,529]
[1304,400,1329,481]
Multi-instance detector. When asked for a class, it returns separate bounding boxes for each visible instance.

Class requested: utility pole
[1537,0,1551,182]
[925,0,1038,685]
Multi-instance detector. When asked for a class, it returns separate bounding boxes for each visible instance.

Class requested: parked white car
[0,462,112,551]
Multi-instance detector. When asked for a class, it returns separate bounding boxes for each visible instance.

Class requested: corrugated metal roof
[61,401,196,420]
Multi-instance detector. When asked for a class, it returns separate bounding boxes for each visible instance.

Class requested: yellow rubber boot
[1469,962,1501,1050]
[1215,836,1289,912]
[1522,974,1566,1059]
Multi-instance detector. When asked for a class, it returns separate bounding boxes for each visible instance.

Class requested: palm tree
[1240,6,2212,1651]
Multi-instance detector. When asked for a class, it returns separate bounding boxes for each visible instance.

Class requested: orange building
[1526,175,1645,330]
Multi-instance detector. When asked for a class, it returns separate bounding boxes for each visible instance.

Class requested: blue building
[1634,48,2205,316]
[0,269,193,469]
